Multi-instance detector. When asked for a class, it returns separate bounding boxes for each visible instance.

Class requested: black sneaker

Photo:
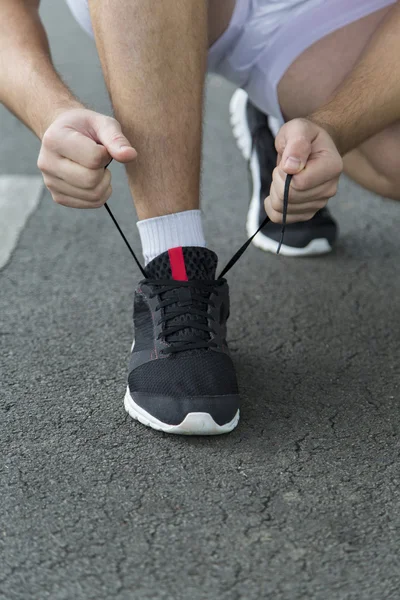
[124,246,240,435]
[230,89,338,256]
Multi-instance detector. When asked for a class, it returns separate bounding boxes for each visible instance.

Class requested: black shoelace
[103,167,292,353]
[218,173,292,278]
[146,278,225,354]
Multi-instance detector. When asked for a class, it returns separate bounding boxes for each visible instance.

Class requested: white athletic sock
[137,209,206,265]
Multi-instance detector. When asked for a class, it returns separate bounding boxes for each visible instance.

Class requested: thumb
[276,119,313,175]
[94,116,137,164]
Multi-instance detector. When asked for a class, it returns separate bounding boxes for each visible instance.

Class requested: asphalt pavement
[1,2,400,599]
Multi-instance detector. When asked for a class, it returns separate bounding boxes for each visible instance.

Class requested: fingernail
[284,157,302,171]
[120,145,133,151]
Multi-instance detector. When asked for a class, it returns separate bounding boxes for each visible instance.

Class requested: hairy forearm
[308,1,400,155]
[0,0,83,138]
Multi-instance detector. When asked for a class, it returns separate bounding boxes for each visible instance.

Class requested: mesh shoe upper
[129,352,238,397]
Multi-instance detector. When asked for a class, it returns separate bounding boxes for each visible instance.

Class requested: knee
[371,146,400,199]
[362,129,400,200]
[374,166,400,201]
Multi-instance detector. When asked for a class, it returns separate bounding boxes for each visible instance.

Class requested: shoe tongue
[144,247,218,281]
[144,247,218,352]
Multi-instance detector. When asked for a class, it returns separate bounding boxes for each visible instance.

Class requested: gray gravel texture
[1,2,400,599]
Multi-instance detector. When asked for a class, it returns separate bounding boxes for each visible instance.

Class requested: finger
[43,127,111,169]
[53,157,109,190]
[52,186,112,209]
[264,196,319,224]
[267,183,328,216]
[91,115,137,164]
[272,168,338,205]
[275,119,315,175]
[44,169,111,203]
[271,196,328,215]
[279,155,342,192]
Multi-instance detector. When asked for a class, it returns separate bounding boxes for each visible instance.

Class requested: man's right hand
[37,108,137,209]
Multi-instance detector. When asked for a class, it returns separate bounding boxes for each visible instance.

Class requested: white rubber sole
[124,387,240,436]
[229,89,332,257]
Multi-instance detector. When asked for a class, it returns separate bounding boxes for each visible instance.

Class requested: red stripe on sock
[168,247,188,281]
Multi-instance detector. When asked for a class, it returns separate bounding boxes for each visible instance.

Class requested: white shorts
[65,0,395,126]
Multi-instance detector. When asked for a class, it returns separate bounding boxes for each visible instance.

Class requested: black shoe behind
[230,89,338,256]
[124,246,240,435]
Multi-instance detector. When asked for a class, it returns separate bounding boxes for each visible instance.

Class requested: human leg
[276,4,400,200]
[88,0,207,220]
[81,0,240,435]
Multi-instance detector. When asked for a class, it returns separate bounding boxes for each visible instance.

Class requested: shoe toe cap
[128,391,240,427]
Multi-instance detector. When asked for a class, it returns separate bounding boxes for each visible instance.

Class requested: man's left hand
[265,118,343,223]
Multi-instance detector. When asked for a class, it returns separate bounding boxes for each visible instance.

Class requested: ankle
[137,210,206,265]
